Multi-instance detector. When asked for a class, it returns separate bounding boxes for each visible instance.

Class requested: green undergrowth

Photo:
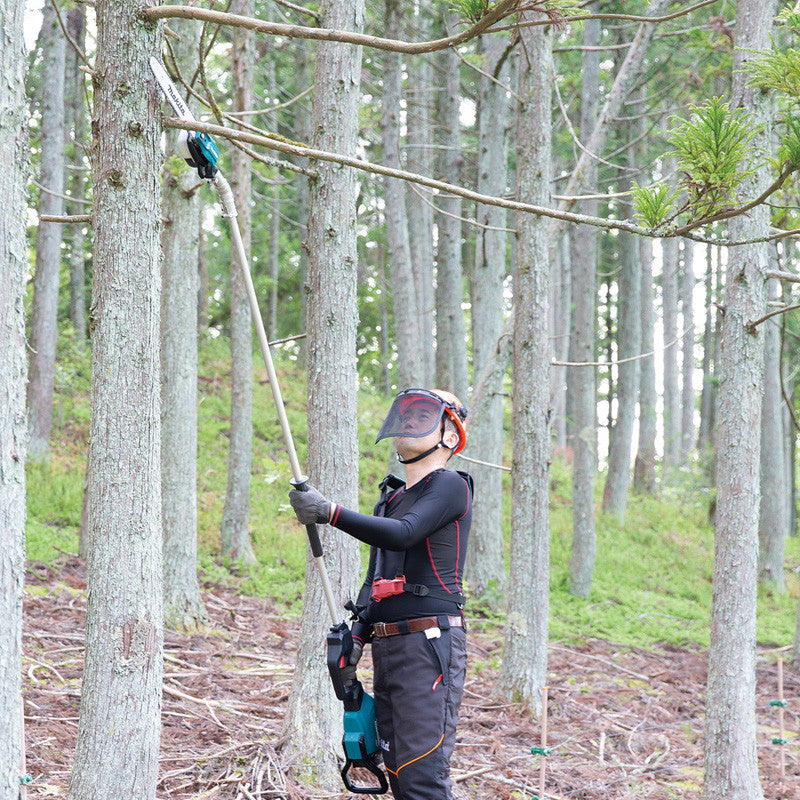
[25,336,800,652]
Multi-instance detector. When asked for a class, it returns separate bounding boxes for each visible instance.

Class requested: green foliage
[632,183,678,229]
[777,1,800,32]
[745,39,800,104]
[447,0,493,23]
[778,112,800,170]
[668,96,761,220]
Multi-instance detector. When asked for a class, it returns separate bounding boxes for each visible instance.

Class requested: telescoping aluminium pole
[212,171,340,626]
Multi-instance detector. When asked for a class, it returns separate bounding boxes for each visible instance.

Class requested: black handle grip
[290,476,325,558]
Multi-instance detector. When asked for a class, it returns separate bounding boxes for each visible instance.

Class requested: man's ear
[443,430,459,450]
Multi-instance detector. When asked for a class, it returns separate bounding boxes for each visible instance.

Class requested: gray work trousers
[372,622,467,800]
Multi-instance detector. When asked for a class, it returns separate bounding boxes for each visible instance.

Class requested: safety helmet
[376,388,468,455]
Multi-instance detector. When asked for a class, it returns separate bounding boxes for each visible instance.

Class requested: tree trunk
[435,16,468,401]
[161,20,208,633]
[703,3,775,798]
[221,0,257,565]
[697,243,716,456]
[495,11,551,715]
[381,0,423,388]
[66,6,88,348]
[568,15,600,596]
[680,240,696,460]
[68,3,163,798]
[757,274,787,591]
[603,173,641,523]
[405,0,435,387]
[0,0,28,792]
[551,231,570,450]
[633,238,657,494]
[661,231,681,478]
[282,0,364,787]
[463,34,510,601]
[293,41,311,367]
[28,0,66,461]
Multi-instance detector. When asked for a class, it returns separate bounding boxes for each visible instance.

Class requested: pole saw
[149,57,387,795]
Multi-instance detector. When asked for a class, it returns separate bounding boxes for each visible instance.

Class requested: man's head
[376,388,468,464]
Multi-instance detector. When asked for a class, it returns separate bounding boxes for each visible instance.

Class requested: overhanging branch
[142,0,520,54]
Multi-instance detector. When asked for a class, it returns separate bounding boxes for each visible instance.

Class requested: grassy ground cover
[26,337,800,650]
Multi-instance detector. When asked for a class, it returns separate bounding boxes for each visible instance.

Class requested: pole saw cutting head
[148,56,220,180]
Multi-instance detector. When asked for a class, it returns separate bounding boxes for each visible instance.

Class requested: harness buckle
[371,576,406,601]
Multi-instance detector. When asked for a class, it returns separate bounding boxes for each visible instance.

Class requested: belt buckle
[374,622,386,637]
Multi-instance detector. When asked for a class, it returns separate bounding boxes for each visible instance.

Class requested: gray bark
[757,276,787,591]
[661,231,681,477]
[221,0,257,565]
[495,11,551,714]
[405,0,435,386]
[697,244,716,455]
[160,21,208,632]
[603,175,641,523]
[66,6,88,348]
[703,3,776,798]
[633,238,657,494]
[293,42,311,366]
[68,3,163,798]
[568,15,599,596]
[680,241,696,460]
[28,1,66,460]
[551,231,570,450]
[381,0,423,388]
[282,0,364,786]
[435,15,468,401]
[463,34,510,601]
[0,0,28,793]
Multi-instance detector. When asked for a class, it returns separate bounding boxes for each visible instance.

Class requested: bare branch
[164,116,655,237]
[39,214,92,224]
[747,303,800,332]
[142,0,520,54]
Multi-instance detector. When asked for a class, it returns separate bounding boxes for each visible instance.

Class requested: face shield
[375,390,447,444]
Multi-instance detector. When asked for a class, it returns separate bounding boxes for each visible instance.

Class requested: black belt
[372,615,464,638]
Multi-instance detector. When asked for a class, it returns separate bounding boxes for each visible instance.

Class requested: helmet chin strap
[397,439,445,465]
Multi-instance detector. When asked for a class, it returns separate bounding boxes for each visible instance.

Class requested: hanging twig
[48,0,90,68]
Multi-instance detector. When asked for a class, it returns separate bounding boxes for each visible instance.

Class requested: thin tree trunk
[161,20,208,633]
[197,209,209,334]
[293,41,311,367]
[697,243,715,455]
[68,3,163,797]
[603,171,641,523]
[282,0,364,786]
[680,240,696,460]
[569,15,599,596]
[464,34,510,601]
[66,6,88,348]
[551,231,570,450]
[405,0,435,386]
[633,238,657,494]
[757,274,787,591]
[0,0,28,792]
[28,1,66,460]
[703,3,775,798]
[661,231,681,478]
[495,11,551,715]
[221,0,257,565]
[435,15,468,400]
[382,0,423,388]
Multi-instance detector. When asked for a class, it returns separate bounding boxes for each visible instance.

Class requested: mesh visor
[375,391,446,443]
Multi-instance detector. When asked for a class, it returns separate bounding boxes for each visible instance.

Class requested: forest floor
[21,556,800,800]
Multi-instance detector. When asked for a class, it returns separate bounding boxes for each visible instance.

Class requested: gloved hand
[288,485,332,525]
[341,639,363,687]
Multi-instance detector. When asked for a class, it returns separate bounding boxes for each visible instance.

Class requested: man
[289,388,473,800]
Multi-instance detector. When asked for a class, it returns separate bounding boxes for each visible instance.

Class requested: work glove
[341,639,363,687]
[288,485,332,525]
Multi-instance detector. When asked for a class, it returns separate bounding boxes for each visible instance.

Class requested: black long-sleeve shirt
[329,468,473,642]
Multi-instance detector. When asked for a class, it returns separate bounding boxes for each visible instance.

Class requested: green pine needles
[669,97,760,220]
[632,183,678,229]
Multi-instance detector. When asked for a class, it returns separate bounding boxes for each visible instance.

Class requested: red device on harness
[371,577,406,601]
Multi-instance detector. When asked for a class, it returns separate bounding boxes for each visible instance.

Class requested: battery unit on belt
[371,577,406,601]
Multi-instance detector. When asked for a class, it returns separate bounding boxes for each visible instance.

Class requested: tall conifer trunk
[68,2,163,797]
[28,1,66,460]
[282,0,364,786]
[0,0,28,793]
[495,10,551,714]
[221,0,257,565]
[704,2,776,797]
